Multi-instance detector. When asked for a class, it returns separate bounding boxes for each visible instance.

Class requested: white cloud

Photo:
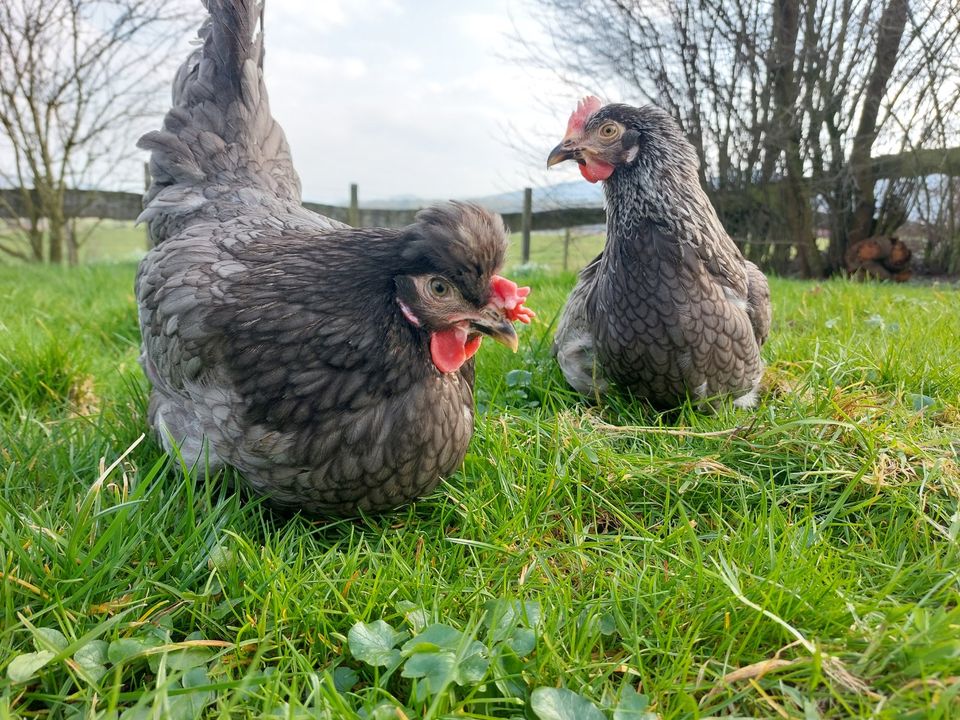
[265,0,402,33]
[456,12,515,43]
[340,58,368,79]
[269,50,366,80]
[132,1,593,203]
[395,54,424,73]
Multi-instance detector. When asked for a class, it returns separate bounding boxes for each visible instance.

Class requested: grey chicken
[135,0,533,515]
[547,98,771,408]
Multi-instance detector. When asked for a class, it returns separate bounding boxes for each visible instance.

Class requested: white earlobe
[624,145,639,163]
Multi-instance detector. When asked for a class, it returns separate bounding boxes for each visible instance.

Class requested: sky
[257,0,587,204]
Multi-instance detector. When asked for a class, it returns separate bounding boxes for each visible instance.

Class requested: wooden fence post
[348,183,359,227]
[521,187,532,264]
[562,227,570,271]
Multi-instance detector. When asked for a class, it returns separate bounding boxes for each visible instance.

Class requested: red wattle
[464,334,482,360]
[430,326,476,373]
[579,160,614,183]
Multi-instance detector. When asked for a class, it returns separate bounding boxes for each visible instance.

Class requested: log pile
[844,235,912,281]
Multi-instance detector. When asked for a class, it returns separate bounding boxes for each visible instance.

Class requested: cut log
[844,234,911,281]
[851,260,893,281]
[885,238,912,271]
[844,236,893,266]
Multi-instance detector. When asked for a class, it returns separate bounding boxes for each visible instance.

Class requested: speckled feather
[136,0,507,514]
[553,104,771,407]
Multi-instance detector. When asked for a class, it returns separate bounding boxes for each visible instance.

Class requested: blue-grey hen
[547,97,770,408]
[136,0,533,515]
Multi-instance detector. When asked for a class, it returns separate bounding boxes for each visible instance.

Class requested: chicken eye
[599,122,621,141]
[429,278,449,296]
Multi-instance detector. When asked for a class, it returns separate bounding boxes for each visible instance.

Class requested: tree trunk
[47,214,65,265]
[28,220,44,262]
[66,220,79,265]
[768,0,823,277]
[13,187,44,262]
[46,183,67,264]
[833,0,908,271]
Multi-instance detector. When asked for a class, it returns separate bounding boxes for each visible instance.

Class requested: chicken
[547,97,770,408]
[135,0,533,516]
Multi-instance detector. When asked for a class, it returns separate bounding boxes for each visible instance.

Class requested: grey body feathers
[136,0,496,514]
[553,104,771,408]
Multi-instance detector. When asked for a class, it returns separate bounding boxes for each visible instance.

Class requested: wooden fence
[0,183,605,264]
[3,146,957,264]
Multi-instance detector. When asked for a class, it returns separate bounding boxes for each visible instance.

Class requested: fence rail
[0,185,607,265]
[4,151,950,267]
[3,144,956,257]
[0,187,604,232]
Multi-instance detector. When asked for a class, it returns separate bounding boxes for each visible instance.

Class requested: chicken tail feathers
[138,0,301,245]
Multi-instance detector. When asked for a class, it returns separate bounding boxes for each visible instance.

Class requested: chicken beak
[547,142,576,168]
[472,308,520,352]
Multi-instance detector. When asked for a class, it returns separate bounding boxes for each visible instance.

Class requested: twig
[91,433,145,491]
[0,571,50,600]
[585,417,745,439]
[714,555,883,701]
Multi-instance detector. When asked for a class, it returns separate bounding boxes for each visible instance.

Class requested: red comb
[566,95,602,136]
[490,275,535,324]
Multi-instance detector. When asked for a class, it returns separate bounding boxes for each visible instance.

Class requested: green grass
[506,231,606,272]
[1,257,959,719]
[78,221,148,263]
[0,220,147,265]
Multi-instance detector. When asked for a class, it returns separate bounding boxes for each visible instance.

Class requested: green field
[4,221,601,272]
[26,221,602,272]
[0,220,147,265]
[506,231,606,272]
[1,254,959,718]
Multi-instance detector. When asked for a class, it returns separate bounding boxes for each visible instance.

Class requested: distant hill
[363,180,604,214]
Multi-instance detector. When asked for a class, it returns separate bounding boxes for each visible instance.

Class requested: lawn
[0,256,958,719]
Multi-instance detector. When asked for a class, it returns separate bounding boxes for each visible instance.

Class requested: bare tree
[916,174,960,274]
[805,0,954,272]
[521,0,960,277]
[0,0,189,264]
